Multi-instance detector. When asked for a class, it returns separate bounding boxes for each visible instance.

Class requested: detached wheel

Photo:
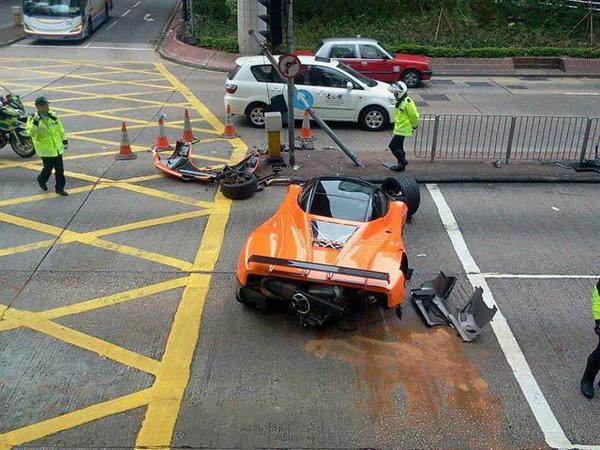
[359,105,388,132]
[245,102,267,128]
[382,175,420,217]
[220,173,258,200]
[401,69,421,88]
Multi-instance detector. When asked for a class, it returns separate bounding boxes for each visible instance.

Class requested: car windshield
[337,63,378,88]
[23,0,83,17]
[305,179,377,222]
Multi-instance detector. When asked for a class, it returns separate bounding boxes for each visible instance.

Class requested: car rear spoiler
[249,255,390,282]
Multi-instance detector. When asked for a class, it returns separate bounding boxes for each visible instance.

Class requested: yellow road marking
[0,240,55,258]
[0,58,249,449]
[0,389,152,449]
[0,276,189,333]
[135,63,248,447]
[4,309,161,374]
[41,276,190,321]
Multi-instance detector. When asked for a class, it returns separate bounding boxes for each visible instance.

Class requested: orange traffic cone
[295,110,315,149]
[220,104,238,139]
[116,122,137,160]
[153,115,172,150]
[181,109,196,142]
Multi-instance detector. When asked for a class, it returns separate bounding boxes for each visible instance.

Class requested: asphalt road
[1,9,600,450]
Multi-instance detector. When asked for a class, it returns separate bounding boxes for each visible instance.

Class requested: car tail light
[226,84,238,94]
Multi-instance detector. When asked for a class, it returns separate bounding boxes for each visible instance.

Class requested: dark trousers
[38,155,65,191]
[389,135,407,164]
[583,336,600,381]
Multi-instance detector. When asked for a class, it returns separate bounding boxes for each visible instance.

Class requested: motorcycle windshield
[23,0,83,17]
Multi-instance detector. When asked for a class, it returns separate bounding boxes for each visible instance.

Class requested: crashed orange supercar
[236,176,420,326]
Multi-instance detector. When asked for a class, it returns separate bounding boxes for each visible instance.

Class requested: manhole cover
[420,94,450,101]
[518,76,549,81]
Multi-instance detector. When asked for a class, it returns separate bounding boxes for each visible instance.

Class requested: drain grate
[518,76,549,81]
[506,85,528,90]
[430,79,455,85]
[415,101,429,107]
[420,94,450,101]
[466,81,492,87]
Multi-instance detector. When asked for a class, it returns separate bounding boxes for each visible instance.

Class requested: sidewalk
[253,148,600,183]
[160,21,600,77]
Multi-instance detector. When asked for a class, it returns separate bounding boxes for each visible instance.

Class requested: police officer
[387,81,420,171]
[581,278,600,399]
[27,97,68,196]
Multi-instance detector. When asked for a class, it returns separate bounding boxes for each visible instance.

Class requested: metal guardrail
[412,114,600,162]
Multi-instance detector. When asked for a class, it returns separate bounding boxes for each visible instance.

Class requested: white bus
[22,0,113,41]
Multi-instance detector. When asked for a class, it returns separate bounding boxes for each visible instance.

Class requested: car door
[358,44,398,82]
[295,65,363,121]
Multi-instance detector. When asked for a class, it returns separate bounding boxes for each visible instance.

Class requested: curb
[0,33,26,48]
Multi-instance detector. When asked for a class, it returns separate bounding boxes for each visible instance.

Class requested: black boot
[581,357,599,399]
[581,377,595,399]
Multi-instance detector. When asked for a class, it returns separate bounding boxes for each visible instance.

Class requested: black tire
[245,102,268,128]
[10,135,35,157]
[396,174,420,217]
[401,69,421,88]
[382,175,420,217]
[220,173,258,200]
[358,105,388,132]
[86,16,93,38]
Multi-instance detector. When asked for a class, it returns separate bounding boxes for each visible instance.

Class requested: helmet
[34,96,48,106]
[388,81,407,96]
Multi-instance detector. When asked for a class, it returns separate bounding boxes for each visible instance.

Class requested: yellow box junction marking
[0,59,248,449]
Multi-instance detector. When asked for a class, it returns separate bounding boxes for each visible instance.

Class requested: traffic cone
[220,104,238,139]
[181,109,196,142]
[116,122,137,160]
[153,115,172,150]
[295,110,315,149]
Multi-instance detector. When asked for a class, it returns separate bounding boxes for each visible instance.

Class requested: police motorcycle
[0,86,35,157]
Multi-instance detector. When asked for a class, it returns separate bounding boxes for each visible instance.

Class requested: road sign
[278,54,301,79]
[293,89,314,110]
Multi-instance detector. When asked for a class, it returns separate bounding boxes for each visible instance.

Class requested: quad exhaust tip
[410,271,498,342]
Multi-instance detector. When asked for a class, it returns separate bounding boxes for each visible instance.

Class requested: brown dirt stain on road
[306,318,502,448]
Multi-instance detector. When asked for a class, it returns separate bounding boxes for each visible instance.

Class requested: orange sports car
[236,175,420,326]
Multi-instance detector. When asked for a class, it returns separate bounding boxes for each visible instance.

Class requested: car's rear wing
[249,255,390,282]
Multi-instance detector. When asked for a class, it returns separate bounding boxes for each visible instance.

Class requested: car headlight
[69,23,82,33]
[23,23,32,31]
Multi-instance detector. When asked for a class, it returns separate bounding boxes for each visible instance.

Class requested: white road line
[482,273,599,279]
[132,1,141,7]
[105,19,118,31]
[563,92,600,96]
[426,184,572,450]
[121,8,132,17]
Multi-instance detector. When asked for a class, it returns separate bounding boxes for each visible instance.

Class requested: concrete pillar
[237,0,264,55]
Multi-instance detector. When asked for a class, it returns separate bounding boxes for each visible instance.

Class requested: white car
[225,55,397,131]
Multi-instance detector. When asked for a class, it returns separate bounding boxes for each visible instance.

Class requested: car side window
[250,65,283,83]
[359,45,387,60]
[329,44,357,59]
[308,66,351,89]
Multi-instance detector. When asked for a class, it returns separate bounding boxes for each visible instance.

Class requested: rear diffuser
[411,271,497,342]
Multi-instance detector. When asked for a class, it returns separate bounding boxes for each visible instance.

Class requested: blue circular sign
[293,89,314,110]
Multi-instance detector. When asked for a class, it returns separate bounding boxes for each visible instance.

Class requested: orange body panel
[237,183,410,308]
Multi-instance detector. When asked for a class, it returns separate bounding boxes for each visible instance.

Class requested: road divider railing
[411,114,600,163]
